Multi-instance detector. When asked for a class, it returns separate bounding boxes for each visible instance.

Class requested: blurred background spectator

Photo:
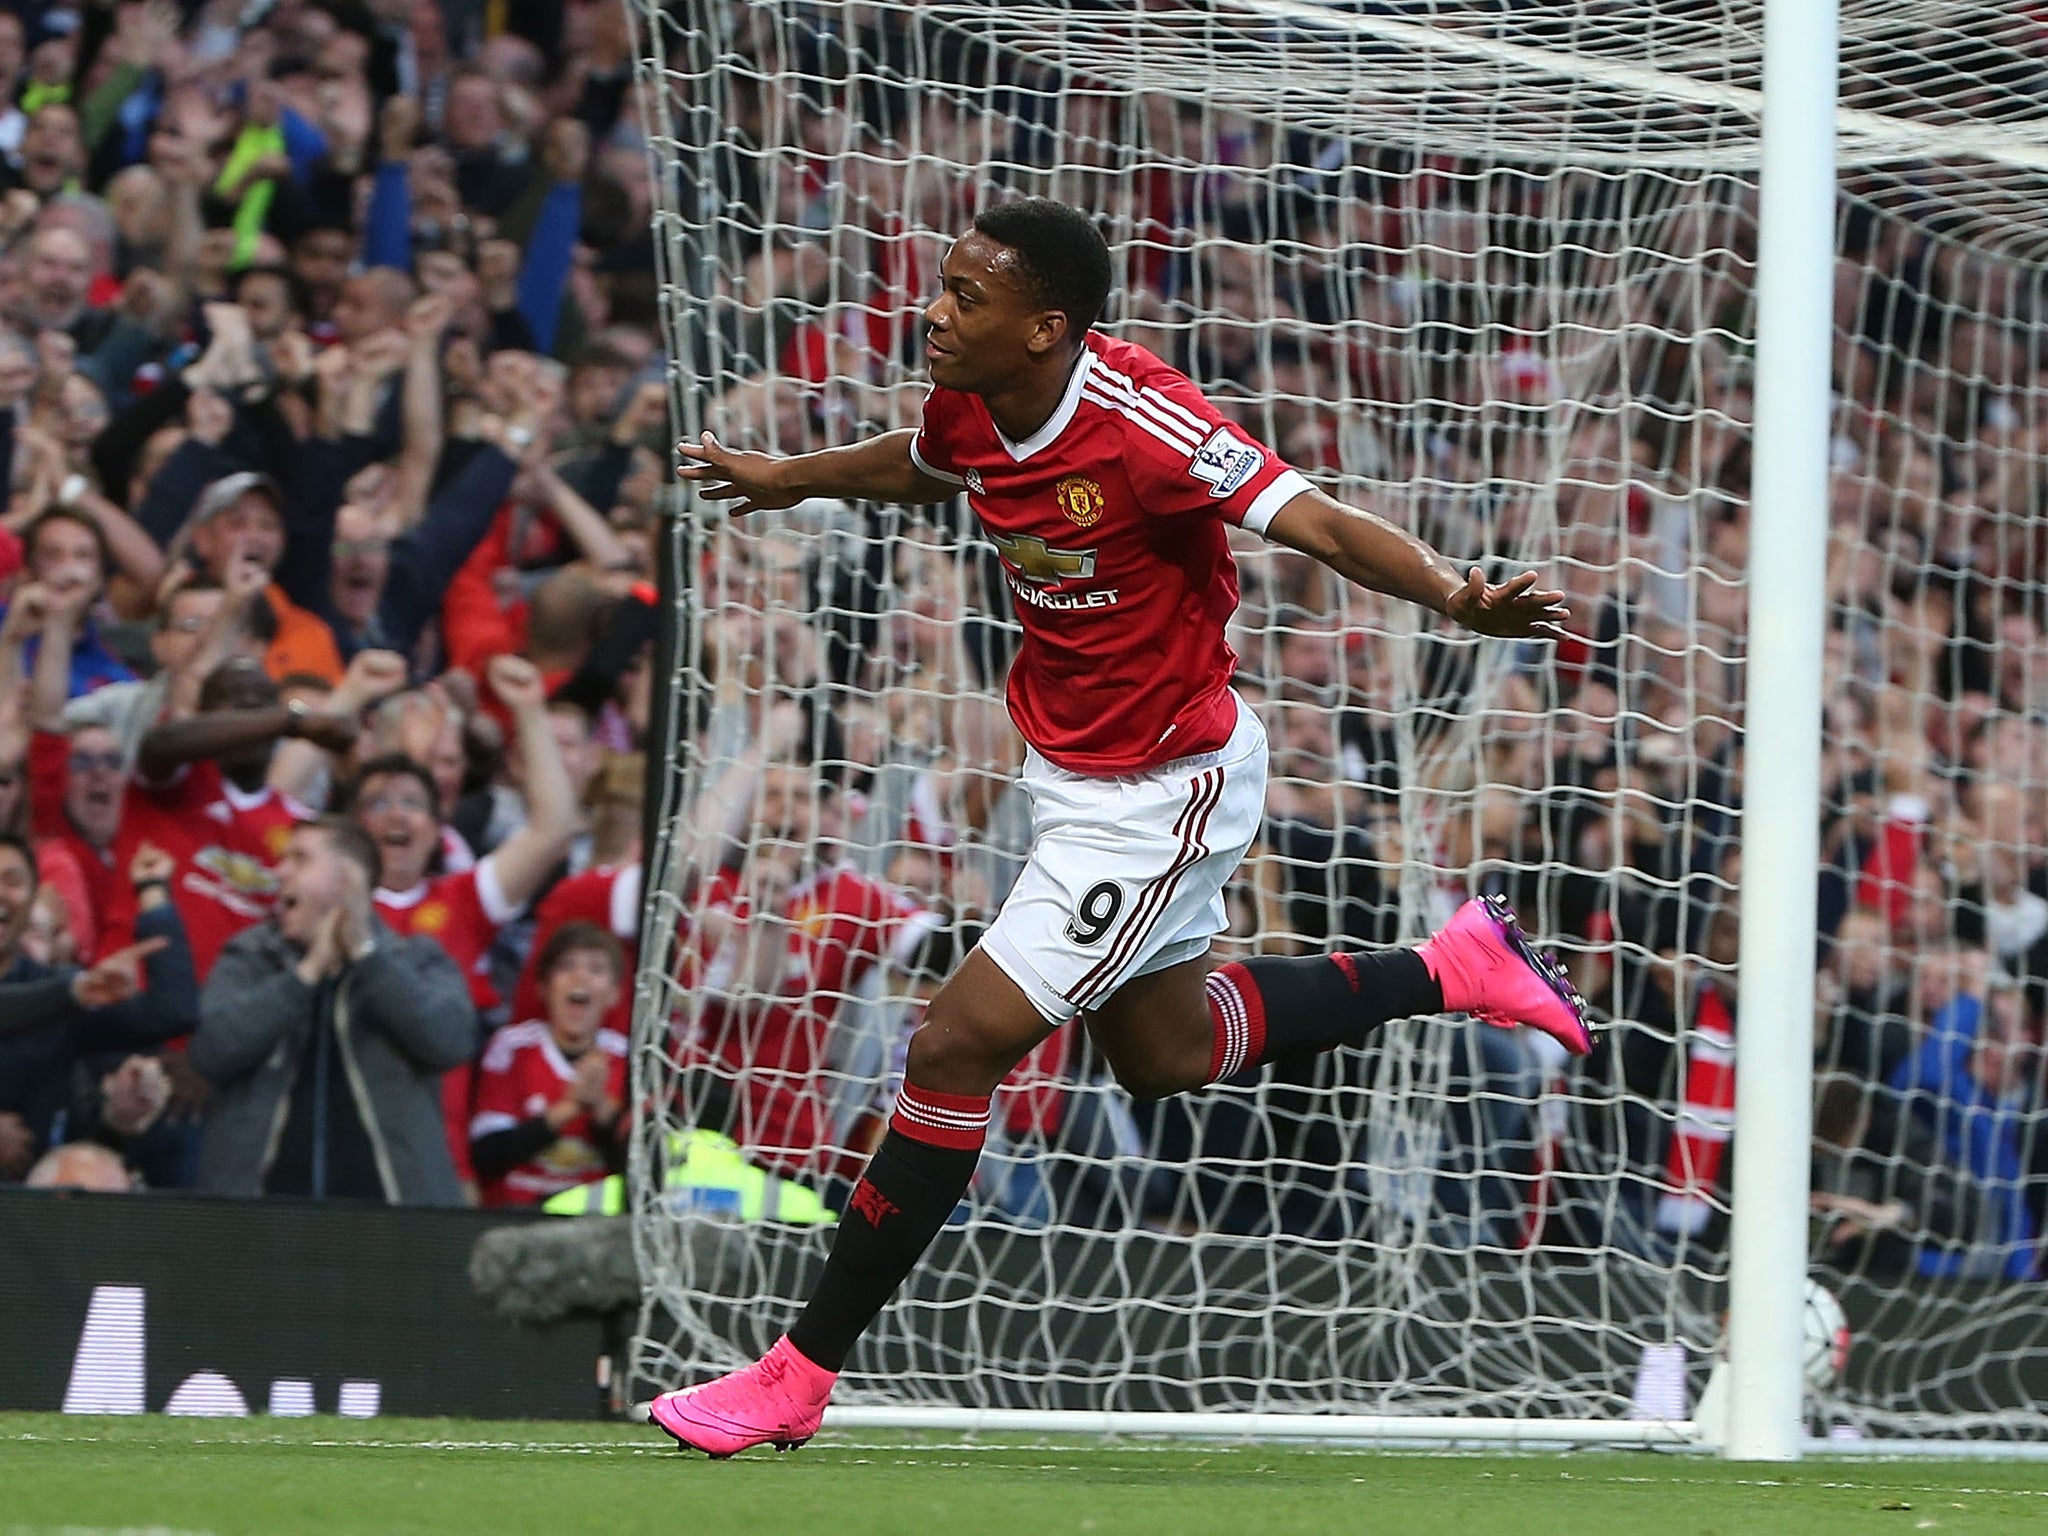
[191,815,474,1204]
[0,0,2036,1305]
[0,0,667,1206]
[469,918,627,1209]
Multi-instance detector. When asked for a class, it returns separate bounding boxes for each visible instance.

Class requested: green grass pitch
[3,1415,2043,1536]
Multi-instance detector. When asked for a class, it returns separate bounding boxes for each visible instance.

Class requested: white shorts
[981,693,1267,1024]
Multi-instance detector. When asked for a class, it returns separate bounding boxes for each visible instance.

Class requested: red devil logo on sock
[849,1179,900,1227]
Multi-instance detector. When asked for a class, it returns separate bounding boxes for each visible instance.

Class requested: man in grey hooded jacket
[192,816,474,1205]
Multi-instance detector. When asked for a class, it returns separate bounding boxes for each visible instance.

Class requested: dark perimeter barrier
[8,1189,2045,1431]
[0,1190,602,1420]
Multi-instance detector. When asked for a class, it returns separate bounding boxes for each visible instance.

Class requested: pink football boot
[1417,895,1596,1056]
[649,1336,836,1458]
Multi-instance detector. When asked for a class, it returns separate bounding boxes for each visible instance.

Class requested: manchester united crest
[1054,475,1105,529]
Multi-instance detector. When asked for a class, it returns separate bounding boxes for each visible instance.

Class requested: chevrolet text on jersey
[1006,578,1121,611]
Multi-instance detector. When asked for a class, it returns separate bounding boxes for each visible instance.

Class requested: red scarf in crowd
[1658,976,1737,1236]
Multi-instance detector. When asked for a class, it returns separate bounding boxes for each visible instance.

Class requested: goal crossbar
[960,0,2048,173]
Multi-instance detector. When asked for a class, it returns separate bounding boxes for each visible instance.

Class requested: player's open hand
[676,432,800,517]
[1445,567,1571,641]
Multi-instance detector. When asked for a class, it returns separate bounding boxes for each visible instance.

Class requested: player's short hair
[198,655,279,713]
[537,920,625,985]
[972,197,1112,337]
[302,814,382,891]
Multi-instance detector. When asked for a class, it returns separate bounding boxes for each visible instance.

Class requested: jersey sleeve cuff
[908,434,966,488]
[609,863,645,939]
[475,855,525,926]
[1240,469,1313,537]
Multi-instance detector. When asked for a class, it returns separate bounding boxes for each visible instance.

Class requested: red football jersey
[376,858,521,1188]
[912,332,1310,774]
[469,1020,628,1207]
[374,858,521,1011]
[508,862,641,1035]
[119,763,308,980]
[27,728,132,960]
[678,861,939,1177]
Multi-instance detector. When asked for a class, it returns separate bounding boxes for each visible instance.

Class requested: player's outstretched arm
[677,428,957,515]
[1266,487,1571,640]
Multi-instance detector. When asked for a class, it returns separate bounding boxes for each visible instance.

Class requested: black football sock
[785,1084,988,1373]
[1203,950,1443,1080]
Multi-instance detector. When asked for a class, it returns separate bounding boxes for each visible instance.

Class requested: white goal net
[624,0,2048,1441]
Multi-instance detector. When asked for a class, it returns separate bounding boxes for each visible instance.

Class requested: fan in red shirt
[352,654,581,1189]
[509,859,641,1036]
[121,658,366,979]
[678,758,940,1181]
[656,197,1586,1455]
[26,721,135,964]
[26,659,363,974]
[508,751,648,1033]
[469,921,628,1208]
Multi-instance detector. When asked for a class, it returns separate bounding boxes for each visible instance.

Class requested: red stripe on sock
[1204,962,1269,1081]
[1331,952,1361,993]
[1239,969,1267,1066]
[889,1084,992,1151]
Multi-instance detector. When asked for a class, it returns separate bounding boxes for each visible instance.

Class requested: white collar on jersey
[991,347,1096,462]
[219,776,275,814]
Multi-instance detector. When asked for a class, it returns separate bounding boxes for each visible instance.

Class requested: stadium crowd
[0,0,663,1208]
[0,0,2042,1296]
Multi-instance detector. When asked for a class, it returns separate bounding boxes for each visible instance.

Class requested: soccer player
[653,198,1593,1456]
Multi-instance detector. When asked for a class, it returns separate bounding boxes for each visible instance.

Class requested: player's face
[923,232,1064,394]
[544,946,620,1050]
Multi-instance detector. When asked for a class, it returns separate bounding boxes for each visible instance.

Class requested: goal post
[622,0,2048,1451]
[1722,0,1837,1463]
